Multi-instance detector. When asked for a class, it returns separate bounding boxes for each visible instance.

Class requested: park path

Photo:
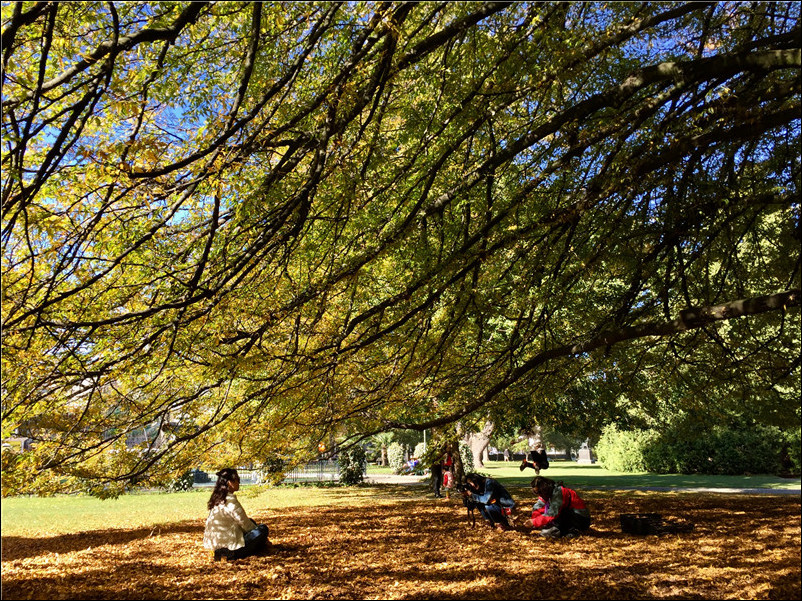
[594,485,801,495]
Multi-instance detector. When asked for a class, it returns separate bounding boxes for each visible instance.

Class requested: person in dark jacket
[464,473,515,531]
[529,476,591,539]
[520,446,549,474]
[430,455,443,498]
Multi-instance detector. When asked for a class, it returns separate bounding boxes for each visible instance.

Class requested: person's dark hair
[531,475,556,500]
[465,473,485,493]
[207,468,239,510]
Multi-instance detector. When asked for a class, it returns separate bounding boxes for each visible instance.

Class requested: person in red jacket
[529,476,591,539]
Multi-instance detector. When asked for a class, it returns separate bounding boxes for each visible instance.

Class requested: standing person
[430,455,443,498]
[520,446,549,474]
[528,476,591,539]
[503,449,511,462]
[464,473,516,531]
[203,468,270,561]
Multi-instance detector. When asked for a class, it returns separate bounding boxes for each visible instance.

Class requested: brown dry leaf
[1,491,800,600]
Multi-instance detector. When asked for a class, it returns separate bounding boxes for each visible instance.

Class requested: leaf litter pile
[2,489,799,600]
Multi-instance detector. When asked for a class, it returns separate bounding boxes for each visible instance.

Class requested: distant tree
[371,432,395,466]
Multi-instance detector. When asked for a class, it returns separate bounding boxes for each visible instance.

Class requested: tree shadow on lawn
[2,493,799,600]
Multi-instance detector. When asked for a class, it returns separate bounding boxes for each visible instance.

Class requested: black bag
[620,513,662,535]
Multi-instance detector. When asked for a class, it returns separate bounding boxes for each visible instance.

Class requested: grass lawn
[0,482,424,538]
[467,459,802,490]
[2,461,798,538]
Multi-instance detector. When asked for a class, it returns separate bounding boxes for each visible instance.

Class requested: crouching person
[529,476,591,539]
[203,468,270,561]
[465,473,516,531]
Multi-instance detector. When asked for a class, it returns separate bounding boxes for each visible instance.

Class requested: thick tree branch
[391,290,801,431]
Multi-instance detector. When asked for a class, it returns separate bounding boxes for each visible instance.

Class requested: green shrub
[674,437,712,473]
[596,422,795,475]
[782,428,801,475]
[596,425,651,472]
[165,470,194,492]
[459,441,474,473]
[338,446,367,485]
[258,454,287,485]
[262,455,285,474]
[707,427,782,475]
[641,434,679,473]
[388,442,405,474]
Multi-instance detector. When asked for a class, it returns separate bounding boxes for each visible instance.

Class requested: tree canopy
[2,1,800,495]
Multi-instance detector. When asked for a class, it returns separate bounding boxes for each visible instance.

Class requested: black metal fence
[192,460,342,486]
[282,459,341,483]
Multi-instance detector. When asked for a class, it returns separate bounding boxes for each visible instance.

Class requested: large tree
[2,2,799,495]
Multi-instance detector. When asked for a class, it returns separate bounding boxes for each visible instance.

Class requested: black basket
[620,513,662,535]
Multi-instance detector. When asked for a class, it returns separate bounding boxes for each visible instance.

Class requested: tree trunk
[465,421,494,469]
[450,441,464,485]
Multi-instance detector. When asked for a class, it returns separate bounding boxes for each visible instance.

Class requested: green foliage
[338,446,367,486]
[596,423,798,476]
[368,432,395,464]
[488,432,518,455]
[595,426,653,472]
[390,430,425,449]
[387,442,406,474]
[459,441,474,474]
[165,470,195,492]
[542,430,586,457]
[510,438,531,455]
[0,449,24,498]
[782,429,801,475]
[259,455,288,486]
